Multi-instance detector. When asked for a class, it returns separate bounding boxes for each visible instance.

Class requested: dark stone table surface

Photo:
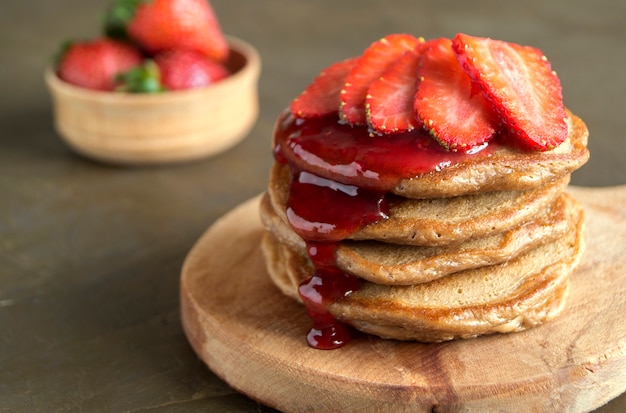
[1,0,624,411]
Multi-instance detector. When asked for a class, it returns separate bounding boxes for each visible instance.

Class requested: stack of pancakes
[260,110,589,342]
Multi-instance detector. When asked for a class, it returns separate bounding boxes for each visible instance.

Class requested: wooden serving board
[180,186,626,413]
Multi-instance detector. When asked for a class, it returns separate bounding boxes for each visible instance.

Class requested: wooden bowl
[45,36,261,165]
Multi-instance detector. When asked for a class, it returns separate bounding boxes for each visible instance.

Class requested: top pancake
[280,110,588,199]
[267,162,570,246]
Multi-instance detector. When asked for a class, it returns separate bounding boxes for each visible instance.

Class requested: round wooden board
[180,186,626,413]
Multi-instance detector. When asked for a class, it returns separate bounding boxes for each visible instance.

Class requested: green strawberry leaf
[116,59,165,93]
[102,0,145,40]
[52,39,74,68]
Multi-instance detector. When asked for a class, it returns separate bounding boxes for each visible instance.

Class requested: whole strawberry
[155,49,229,90]
[105,0,228,63]
[56,38,143,91]
[116,50,229,92]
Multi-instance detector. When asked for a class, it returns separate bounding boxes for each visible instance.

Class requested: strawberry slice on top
[415,38,499,151]
[365,41,431,135]
[290,57,358,118]
[340,34,424,125]
[452,33,568,151]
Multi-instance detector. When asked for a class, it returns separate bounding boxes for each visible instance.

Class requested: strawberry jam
[273,111,497,349]
[274,111,495,192]
[298,242,361,349]
[286,171,389,242]
[286,171,384,349]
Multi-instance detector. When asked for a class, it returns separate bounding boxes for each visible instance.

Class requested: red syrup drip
[274,111,500,191]
[298,242,361,350]
[286,171,387,349]
[286,170,389,242]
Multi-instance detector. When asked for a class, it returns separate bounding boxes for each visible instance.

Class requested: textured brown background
[1,0,624,411]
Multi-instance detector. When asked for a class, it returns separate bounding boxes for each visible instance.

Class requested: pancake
[267,162,570,246]
[392,111,589,198]
[261,231,305,303]
[337,193,581,284]
[280,110,589,199]
[261,191,578,283]
[261,204,585,342]
[261,192,582,285]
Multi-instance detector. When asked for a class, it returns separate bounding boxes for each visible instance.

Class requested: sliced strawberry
[290,57,358,118]
[415,38,499,151]
[339,34,424,125]
[365,41,431,134]
[452,33,567,151]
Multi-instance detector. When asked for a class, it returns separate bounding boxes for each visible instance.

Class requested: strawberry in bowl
[46,0,261,165]
[106,0,229,63]
[56,38,143,91]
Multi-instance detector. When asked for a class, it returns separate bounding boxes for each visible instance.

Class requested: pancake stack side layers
[260,33,589,348]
